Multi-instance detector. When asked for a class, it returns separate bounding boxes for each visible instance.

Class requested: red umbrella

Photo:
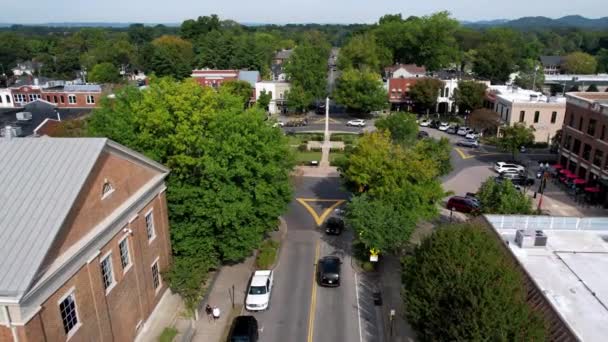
[566,173,577,179]
[573,178,586,185]
[584,186,601,193]
[559,169,571,174]
[552,164,564,169]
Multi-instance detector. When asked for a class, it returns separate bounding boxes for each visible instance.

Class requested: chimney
[4,126,13,140]
[34,78,39,86]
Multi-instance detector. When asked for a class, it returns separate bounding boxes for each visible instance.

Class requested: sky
[1,0,606,24]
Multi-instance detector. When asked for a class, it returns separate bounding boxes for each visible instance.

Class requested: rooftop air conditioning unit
[515,229,548,248]
[16,112,32,121]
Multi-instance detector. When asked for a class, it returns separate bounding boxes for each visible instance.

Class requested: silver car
[457,139,479,148]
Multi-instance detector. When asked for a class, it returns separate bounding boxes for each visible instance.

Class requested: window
[573,139,581,154]
[563,135,572,150]
[0,95,2,103]
[60,95,65,103]
[588,119,597,136]
[519,111,525,122]
[583,144,592,161]
[594,150,604,167]
[533,111,540,123]
[14,94,26,103]
[68,95,77,104]
[551,111,557,124]
[59,292,80,336]
[579,117,584,130]
[5,95,9,103]
[46,95,51,102]
[28,94,40,102]
[602,125,606,141]
[445,87,449,97]
[101,181,113,198]
[119,238,131,270]
[100,254,115,291]
[151,260,161,290]
[53,95,58,103]
[145,210,155,241]
[568,113,574,127]
[86,95,95,104]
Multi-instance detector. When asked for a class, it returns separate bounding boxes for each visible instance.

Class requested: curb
[267,217,288,270]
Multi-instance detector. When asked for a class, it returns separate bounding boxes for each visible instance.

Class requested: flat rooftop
[486,215,608,342]
[490,85,566,104]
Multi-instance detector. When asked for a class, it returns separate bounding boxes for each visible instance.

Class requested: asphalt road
[252,177,378,342]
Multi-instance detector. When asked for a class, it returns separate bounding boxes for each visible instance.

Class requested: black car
[227,316,259,342]
[317,256,341,287]
[325,217,344,235]
[498,175,535,186]
[429,120,441,129]
[417,131,430,139]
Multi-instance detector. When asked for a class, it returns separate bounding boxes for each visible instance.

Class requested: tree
[452,80,487,114]
[549,83,564,96]
[220,80,254,107]
[468,108,501,136]
[338,33,392,72]
[284,40,330,106]
[257,89,272,111]
[409,78,444,114]
[597,48,608,73]
[477,178,533,214]
[568,84,580,92]
[333,68,386,114]
[285,84,310,114]
[87,78,294,310]
[180,15,220,40]
[513,59,545,91]
[412,137,453,177]
[473,42,515,83]
[88,62,121,84]
[587,84,599,92]
[409,11,460,71]
[562,52,597,74]
[374,112,418,146]
[403,224,546,341]
[148,35,194,79]
[497,123,535,160]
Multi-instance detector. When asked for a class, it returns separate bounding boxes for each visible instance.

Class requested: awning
[559,169,571,175]
[585,186,601,193]
[567,173,577,179]
[573,178,586,185]
[551,164,564,169]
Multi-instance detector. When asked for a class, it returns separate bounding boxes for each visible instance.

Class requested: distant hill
[0,22,180,28]
[464,15,608,30]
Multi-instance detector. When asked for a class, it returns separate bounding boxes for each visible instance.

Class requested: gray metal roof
[540,55,564,66]
[63,84,102,92]
[0,138,106,298]
[238,71,260,87]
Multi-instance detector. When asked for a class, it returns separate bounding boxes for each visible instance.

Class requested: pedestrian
[212,306,221,322]
[205,304,213,322]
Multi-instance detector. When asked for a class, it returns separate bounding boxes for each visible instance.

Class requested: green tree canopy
[374,112,419,146]
[562,52,597,74]
[147,35,194,79]
[477,178,533,214]
[513,59,545,91]
[403,223,546,341]
[412,137,453,177]
[587,84,599,92]
[257,89,272,111]
[333,68,386,114]
[452,80,487,114]
[285,84,310,114]
[88,62,121,84]
[284,39,330,108]
[220,80,254,107]
[409,78,444,114]
[87,78,294,310]
[338,33,392,72]
[497,123,536,160]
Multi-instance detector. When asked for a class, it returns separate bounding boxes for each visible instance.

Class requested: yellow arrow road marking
[307,240,320,342]
[296,198,346,226]
[454,147,500,160]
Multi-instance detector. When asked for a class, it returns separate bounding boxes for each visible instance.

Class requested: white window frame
[101,180,114,200]
[57,287,82,340]
[151,257,162,294]
[145,209,156,242]
[86,95,95,104]
[68,94,77,104]
[100,252,116,294]
[118,236,132,273]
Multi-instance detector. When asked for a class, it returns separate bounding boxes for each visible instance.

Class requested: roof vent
[101,180,114,198]
[16,112,32,121]
[515,229,548,248]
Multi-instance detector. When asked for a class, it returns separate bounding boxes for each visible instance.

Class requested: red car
[446,196,480,213]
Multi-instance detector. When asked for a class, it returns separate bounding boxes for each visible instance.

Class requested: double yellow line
[307,240,320,342]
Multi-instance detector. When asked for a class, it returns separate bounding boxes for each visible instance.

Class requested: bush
[403,223,546,341]
[298,143,308,152]
[310,147,322,152]
[361,261,375,272]
[256,239,280,269]
[331,136,343,141]
[159,327,178,342]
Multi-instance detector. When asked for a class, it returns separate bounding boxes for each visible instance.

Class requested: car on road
[272,121,284,128]
[457,127,472,136]
[325,217,344,235]
[347,119,366,127]
[446,196,480,213]
[429,120,441,129]
[465,132,479,140]
[494,162,525,174]
[497,173,535,186]
[227,316,259,342]
[419,119,431,127]
[245,270,274,311]
[317,256,341,287]
[417,131,430,139]
[284,118,308,127]
[456,139,479,148]
[446,126,457,134]
[438,123,450,131]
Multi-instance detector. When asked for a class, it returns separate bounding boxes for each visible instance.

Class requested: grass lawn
[256,239,280,269]
[329,152,345,166]
[294,150,322,164]
[159,327,178,342]
[330,133,360,145]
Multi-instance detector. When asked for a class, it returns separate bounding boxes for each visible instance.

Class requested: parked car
[317,256,341,287]
[438,123,450,131]
[419,119,431,127]
[494,162,525,174]
[417,131,430,139]
[272,121,284,128]
[498,173,535,186]
[520,145,527,153]
[227,316,259,342]
[325,217,344,235]
[456,139,479,148]
[245,270,274,311]
[284,118,308,127]
[457,127,472,136]
[446,126,457,134]
[446,196,480,213]
[465,132,479,140]
[429,120,441,129]
[347,119,366,127]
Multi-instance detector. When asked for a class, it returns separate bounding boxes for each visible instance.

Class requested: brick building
[0,137,171,342]
[191,69,239,88]
[7,84,102,109]
[387,77,420,111]
[560,92,608,207]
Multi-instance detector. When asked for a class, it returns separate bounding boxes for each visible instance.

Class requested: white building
[255,81,291,114]
[486,215,608,342]
[0,88,14,108]
[384,64,426,79]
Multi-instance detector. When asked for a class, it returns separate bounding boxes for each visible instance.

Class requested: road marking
[307,240,320,342]
[354,271,364,342]
[296,198,346,226]
[312,118,340,124]
[454,147,500,160]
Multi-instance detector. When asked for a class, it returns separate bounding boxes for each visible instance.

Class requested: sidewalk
[294,165,340,177]
[377,255,416,342]
[191,255,255,342]
[530,179,606,216]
